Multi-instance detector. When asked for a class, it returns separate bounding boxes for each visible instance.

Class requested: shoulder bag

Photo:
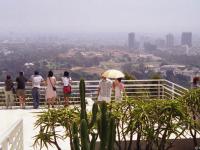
[49,77,56,91]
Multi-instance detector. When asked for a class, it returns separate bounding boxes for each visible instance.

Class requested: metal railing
[123,79,188,100]
[0,79,188,107]
[0,119,23,150]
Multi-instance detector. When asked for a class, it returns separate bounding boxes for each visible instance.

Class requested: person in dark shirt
[192,77,200,88]
[16,72,27,109]
[4,75,15,109]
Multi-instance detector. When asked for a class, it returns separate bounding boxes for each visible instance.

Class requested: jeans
[32,87,40,108]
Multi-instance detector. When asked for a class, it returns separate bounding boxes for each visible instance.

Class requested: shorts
[16,89,26,97]
[63,86,71,97]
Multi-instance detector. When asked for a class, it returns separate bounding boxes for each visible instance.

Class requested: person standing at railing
[97,75,113,103]
[30,71,44,109]
[16,72,28,109]
[45,70,57,108]
[4,75,15,109]
[112,78,125,101]
[192,77,200,88]
[62,71,72,107]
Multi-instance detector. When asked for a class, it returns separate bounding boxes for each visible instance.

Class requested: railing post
[161,80,164,99]
[172,83,175,99]
[162,85,164,99]
[158,80,160,99]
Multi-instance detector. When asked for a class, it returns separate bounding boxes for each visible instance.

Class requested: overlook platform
[0,79,189,150]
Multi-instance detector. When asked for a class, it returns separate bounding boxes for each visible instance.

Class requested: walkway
[0,98,94,150]
[0,108,70,150]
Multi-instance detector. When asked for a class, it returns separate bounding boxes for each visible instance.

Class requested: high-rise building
[128,32,135,49]
[155,39,165,49]
[144,42,157,51]
[166,33,174,48]
[181,32,192,47]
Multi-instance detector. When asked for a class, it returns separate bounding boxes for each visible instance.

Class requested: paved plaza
[0,108,70,150]
[0,98,94,150]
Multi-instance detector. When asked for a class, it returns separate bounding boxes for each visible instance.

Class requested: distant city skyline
[0,0,199,33]
[166,34,174,48]
[128,32,135,49]
[181,32,192,47]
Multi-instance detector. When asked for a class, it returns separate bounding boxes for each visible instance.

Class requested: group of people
[4,70,125,109]
[4,70,72,109]
[97,75,125,103]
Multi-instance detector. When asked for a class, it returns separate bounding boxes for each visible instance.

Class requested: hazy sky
[0,0,199,33]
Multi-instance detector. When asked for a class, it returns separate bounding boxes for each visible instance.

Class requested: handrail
[0,79,188,107]
[0,119,23,150]
[163,79,188,91]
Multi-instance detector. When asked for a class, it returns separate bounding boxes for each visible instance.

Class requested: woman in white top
[62,71,72,106]
[112,78,125,101]
[45,70,57,108]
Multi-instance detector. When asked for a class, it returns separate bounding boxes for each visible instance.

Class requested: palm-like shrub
[33,79,200,150]
[109,99,189,150]
[181,88,200,148]
[138,99,188,150]
[33,108,79,150]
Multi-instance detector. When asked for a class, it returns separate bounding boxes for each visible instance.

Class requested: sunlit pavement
[0,99,94,150]
[0,108,71,150]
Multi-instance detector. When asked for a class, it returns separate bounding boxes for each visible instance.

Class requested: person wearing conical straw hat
[97,74,113,103]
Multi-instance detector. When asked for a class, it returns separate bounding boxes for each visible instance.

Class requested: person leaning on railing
[192,77,200,88]
[4,75,15,109]
[62,71,72,107]
[97,75,113,103]
[45,70,57,108]
[30,70,44,109]
[112,78,126,101]
[16,72,28,109]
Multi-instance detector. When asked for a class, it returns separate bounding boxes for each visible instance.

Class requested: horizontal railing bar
[162,86,182,96]
[162,84,186,95]
[163,79,188,91]
[125,84,162,87]
[0,79,166,84]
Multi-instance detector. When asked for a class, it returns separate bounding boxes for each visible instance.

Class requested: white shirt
[62,77,71,86]
[31,75,44,88]
[98,79,113,102]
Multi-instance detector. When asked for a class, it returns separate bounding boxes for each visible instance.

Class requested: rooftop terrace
[0,79,189,150]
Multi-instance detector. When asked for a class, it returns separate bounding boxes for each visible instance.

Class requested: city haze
[0,0,199,33]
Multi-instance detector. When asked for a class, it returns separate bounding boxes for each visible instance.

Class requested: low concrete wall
[95,138,200,150]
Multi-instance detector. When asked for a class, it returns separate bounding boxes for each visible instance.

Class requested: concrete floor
[0,98,94,150]
[0,108,71,150]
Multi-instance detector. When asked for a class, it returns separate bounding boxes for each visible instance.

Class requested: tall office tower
[155,39,165,49]
[128,32,135,49]
[181,32,192,47]
[166,33,174,48]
